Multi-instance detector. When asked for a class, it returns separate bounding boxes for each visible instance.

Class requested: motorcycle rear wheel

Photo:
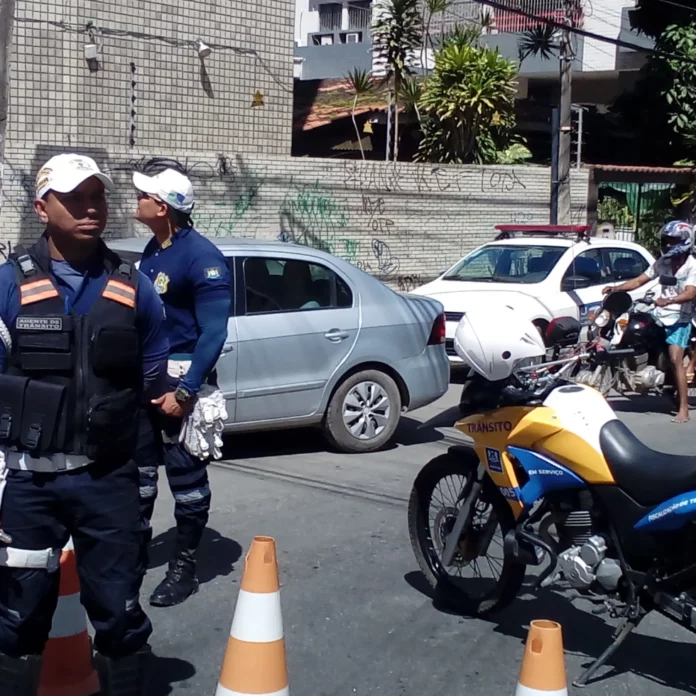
[408,450,525,616]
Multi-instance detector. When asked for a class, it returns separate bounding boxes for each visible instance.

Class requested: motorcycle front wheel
[408,449,525,616]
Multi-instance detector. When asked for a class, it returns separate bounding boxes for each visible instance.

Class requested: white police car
[410,225,656,365]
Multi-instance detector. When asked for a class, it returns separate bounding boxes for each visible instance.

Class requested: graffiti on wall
[361,195,395,236]
[278,180,349,253]
[0,240,14,261]
[120,155,267,237]
[118,155,239,182]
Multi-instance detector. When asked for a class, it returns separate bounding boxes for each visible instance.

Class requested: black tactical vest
[0,238,143,463]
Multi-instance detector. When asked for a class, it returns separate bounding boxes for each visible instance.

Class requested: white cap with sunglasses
[132,169,195,214]
[35,154,114,200]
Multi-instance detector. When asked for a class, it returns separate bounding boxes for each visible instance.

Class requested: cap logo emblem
[35,167,52,188]
[70,158,93,171]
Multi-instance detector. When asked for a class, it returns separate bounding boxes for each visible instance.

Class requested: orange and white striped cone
[515,620,568,696]
[215,536,289,696]
[38,538,100,696]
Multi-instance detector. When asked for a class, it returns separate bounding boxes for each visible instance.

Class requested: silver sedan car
[109,236,450,453]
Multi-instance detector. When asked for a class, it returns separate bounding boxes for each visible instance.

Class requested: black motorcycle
[574,281,696,399]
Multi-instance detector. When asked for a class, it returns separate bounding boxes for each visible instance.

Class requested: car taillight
[428,313,446,345]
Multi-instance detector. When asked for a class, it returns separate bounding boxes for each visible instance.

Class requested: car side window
[242,257,353,315]
[562,249,607,287]
[602,248,649,282]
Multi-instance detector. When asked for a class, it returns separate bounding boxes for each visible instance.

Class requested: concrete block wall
[0,145,589,290]
[0,0,589,289]
[4,0,294,155]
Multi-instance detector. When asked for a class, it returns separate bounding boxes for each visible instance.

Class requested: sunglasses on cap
[137,192,163,202]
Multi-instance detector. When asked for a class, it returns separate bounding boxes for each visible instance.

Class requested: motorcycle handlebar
[593,347,635,363]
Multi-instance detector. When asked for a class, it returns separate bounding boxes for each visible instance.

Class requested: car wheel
[323,370,402,454]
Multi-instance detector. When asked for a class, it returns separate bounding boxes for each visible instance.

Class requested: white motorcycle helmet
[453,305,546,381]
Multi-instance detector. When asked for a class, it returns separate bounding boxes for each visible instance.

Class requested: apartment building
[294,0,652,81]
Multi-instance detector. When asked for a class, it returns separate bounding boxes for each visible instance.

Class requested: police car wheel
[323,369,401,453]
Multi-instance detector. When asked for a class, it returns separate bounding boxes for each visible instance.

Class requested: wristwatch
[174,386,194,404]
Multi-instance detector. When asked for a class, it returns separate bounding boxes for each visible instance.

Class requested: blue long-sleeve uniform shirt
[0,255,169,396]
[139,227,231,394]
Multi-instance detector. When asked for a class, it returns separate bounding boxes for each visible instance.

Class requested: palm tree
[373,0,423,160]
[346,68,373,160]
[518,23,559,65]
[479,9,495,35]
[422,0,452,70]
[400,76,423,124]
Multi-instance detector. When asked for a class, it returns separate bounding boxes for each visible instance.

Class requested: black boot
[95,645,151,696]
[149,519,205,608]
[0,654,42,695]
[149,549,199,607]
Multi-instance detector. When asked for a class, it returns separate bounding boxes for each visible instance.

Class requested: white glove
[179,386,228,460]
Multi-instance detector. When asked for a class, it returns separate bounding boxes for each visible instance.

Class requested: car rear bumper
[397,345,450,411]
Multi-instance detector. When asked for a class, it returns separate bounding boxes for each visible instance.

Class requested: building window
[340,31,363,43]
[319,2,343,32]
[313,33,335,45]
[348,0,371,29]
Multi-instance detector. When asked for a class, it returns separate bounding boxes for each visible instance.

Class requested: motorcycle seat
[599,419,696,506]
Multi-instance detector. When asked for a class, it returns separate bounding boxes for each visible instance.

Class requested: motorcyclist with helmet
[602,220,696,423]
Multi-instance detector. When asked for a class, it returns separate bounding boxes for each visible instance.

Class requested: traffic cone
[515,620,568,695]
[39,538,100,696]
[215,536,289,696]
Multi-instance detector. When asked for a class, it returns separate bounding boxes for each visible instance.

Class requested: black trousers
[0,460,152,658]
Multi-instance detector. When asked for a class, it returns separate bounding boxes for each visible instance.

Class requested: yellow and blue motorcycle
[409,360,696,687]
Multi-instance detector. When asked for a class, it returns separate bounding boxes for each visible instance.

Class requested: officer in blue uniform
[131,168,231,607]
[0,154,169,695]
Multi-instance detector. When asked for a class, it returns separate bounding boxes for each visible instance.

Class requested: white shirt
[645,255,696,326]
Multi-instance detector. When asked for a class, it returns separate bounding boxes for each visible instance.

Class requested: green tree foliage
[613,21,696,164]
[415,31,526,163]
[345,68,373,160]
[373,0,423,159]
[630,0,696,38]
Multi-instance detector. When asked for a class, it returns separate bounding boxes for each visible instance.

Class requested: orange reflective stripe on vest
[19,278,60,305]
[102,279,136,308]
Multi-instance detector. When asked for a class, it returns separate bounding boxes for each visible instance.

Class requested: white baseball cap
[132,168,195,213]
[35,154,114,201]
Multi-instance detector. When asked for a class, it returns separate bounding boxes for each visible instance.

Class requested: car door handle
[325,329,350,342]
[220,342,235,355]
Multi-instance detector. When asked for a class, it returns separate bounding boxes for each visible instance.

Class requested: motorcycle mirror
[603,291,632,315]
[660,274,678,287]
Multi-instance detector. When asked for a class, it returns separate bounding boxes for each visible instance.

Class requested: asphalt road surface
[142,384,696,696]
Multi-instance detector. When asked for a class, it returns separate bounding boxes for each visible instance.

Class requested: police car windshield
[443,244,565,284]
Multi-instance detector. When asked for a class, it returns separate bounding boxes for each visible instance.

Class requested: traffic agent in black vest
[0,154,169,696]
[1,242,142,460]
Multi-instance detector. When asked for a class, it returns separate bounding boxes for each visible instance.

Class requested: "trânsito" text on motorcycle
[409,305,696,687]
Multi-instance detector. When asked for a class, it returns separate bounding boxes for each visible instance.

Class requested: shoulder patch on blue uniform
[204,267,222,280]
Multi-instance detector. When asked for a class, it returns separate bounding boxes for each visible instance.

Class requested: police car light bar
[494,224,593,241]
